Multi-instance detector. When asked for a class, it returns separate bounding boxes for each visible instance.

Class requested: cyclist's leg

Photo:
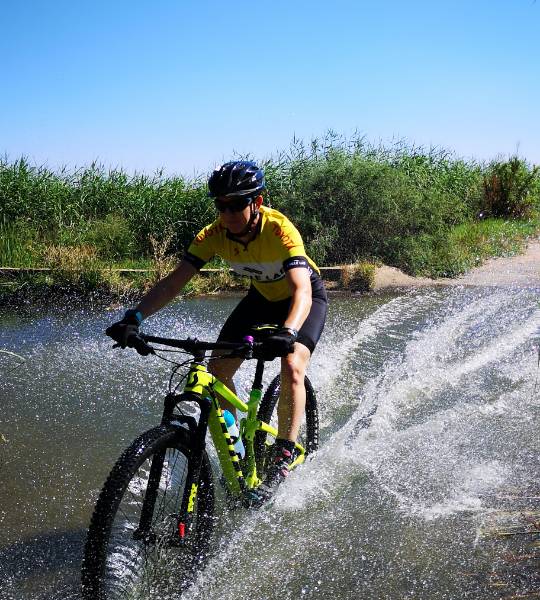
[209,287,265,413]
[208,355,243,413]
[250,346,312,504]
[246,284,327,505]
[278,342,311,440]
[278,292,328,441]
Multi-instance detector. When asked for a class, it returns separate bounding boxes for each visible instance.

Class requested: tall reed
[1,135,539,280]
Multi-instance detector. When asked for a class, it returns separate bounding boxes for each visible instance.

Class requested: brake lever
[225,346,251,360]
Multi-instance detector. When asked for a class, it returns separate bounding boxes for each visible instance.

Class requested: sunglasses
[214,195,255,213]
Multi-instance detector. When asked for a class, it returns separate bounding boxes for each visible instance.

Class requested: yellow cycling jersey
[185,205,319,302]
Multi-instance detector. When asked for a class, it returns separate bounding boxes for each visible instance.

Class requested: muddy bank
[373,239,540,291]
[2,239,539,310]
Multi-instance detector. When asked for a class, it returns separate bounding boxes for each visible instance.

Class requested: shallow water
[1,287,539,599]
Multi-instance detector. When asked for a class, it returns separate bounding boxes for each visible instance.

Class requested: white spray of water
[280,288,540,522]
[5,289,540,600]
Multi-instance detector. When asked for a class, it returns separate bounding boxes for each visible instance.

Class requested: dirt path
[373,238,540,290]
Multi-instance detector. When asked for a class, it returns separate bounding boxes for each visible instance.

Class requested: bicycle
[81,326,319,599]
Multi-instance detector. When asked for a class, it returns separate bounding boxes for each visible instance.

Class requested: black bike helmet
[208,161,265,198]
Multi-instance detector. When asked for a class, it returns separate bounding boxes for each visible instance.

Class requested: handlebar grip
[126,334,154,356]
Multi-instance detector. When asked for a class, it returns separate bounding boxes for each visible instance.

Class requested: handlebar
[124,333,262,359]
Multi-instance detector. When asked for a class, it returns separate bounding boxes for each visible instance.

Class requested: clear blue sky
[2,0,539,177]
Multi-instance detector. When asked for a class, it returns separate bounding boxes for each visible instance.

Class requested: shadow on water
[0,529,84,600]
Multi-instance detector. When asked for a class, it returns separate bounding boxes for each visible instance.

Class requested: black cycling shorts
[217,274,328,354]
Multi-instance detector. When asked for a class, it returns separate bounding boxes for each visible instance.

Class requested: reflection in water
[1,288,539,599]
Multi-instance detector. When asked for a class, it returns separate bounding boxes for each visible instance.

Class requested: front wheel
[81,425,214,599]
[254,375,319,475]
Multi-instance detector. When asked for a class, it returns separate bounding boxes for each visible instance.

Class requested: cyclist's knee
[281,349,308,387]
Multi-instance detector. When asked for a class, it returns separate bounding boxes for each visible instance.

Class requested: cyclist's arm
[284,266,312,331]
[134,259,198,319]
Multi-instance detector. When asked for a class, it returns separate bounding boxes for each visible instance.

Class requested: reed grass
[340,262,376,292]
[1,134,539,297]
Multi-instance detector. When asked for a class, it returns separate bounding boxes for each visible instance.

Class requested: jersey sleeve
[283,256,310,271]
[270,219,310,270]
[184,222,221,270]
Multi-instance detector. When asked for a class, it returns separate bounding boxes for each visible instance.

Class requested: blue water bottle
[222,410,245,458]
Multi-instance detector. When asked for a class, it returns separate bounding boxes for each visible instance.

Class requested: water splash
[2,288,540,599]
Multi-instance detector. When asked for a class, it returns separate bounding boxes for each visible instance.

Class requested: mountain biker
[106,160,328,504]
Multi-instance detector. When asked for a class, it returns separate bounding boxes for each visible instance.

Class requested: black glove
[105,309,143,349]
[260,327,298,360]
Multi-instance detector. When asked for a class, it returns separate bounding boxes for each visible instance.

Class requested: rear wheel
[254,375,319,476]
[81,425,214,599]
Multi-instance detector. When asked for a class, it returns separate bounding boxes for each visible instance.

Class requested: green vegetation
[264,135,539,275]
[1,133,539,302]
[390,218,539,278]
[339,262,376,292]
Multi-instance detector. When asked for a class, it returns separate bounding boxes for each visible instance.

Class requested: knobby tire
[81,425,214,600]
[254,374,319,475]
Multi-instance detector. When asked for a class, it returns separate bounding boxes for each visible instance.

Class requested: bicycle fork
[175,394,212,542]
[134,391,212,547]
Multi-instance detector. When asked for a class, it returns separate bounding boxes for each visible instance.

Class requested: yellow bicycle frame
[183,362,306,495]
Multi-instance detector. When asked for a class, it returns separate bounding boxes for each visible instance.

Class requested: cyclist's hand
[260,327,298,360]
[105,310,142,349]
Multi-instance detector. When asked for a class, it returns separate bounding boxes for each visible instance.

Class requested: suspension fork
[134,394,180,541]
[176,394,212,540]
[134,392,210,542]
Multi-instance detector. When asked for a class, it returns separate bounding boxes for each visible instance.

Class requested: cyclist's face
[218,195,262,235]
